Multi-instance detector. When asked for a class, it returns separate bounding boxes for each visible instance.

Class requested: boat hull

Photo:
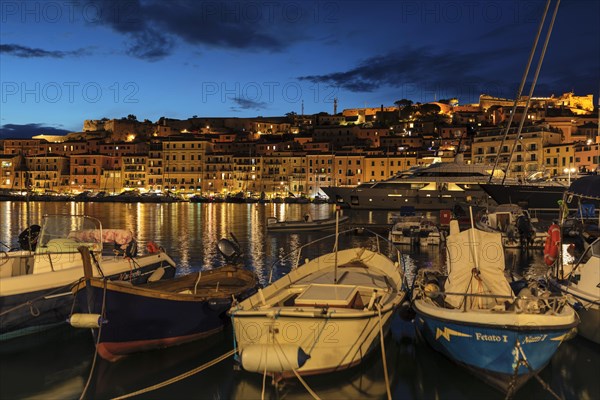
[232,310,395,377]
[0,255,176,341]
[576,305,600,344]
[550,280,600,345]
[414,304,575,393]
[266,216,349,231]
[73,281,232,361]
[480,184,566,211]
[322,186,489,211]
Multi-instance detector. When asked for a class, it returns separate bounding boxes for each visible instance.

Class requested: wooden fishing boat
[0,214,176,341]
[70,238,258,361]
[412,220,577,394]
[229,226,406,379]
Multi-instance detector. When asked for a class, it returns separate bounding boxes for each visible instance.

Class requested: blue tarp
[567,175,600,200]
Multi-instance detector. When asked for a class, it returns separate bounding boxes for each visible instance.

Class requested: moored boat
[0,214,177,342]
[389,217,444,246]
[475,204,546,248]
[480,182,567,211]
[321,155,500,211]
[548,175,600,344]
[229,225,406,379]
[412,220,577,394]
[70,237,258,361]
[266,213,349,232]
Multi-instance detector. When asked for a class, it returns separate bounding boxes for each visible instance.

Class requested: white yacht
[322,156,502,210]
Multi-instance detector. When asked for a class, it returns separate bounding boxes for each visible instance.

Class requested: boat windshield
[37,215,102,250]
[577,237,600,265]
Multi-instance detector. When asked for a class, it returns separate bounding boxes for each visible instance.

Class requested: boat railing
[417,286,570,314]
[267,228,402,284]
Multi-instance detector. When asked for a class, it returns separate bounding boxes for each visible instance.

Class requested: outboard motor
[217,234,242,264]
[18,224,41,251]
[124,240,138,258]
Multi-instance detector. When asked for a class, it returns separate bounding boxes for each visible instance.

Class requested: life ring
[543,224,560,266]
[146,241,160,254]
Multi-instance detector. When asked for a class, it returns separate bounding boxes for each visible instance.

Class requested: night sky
[1,0,598,138]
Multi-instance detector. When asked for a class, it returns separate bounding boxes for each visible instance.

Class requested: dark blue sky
[1,0,598,137]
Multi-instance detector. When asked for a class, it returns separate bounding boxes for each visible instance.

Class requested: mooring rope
[505,339,562,400]
[79,278,107,400]
[377,303,392,400]
[290,367,321,400]
[515,340,562,400]
[261,347,268,400]
[0,281,77,317]
[272,336,321,400]
[110,349,236,400]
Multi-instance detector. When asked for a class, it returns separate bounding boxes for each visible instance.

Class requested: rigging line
[503,0,561,184]
[490,0,552,182]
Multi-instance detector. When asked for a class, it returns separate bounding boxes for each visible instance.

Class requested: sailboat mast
[489,0,551,183]
[502,0,561,184]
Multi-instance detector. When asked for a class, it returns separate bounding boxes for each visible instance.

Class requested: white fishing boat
[548,175,600,344]
[266,214,349,232]
[475,204,546,248]
[412,219,577,394]
[389,218,444,246]
[229,223,406,379]
[0,214,177,341]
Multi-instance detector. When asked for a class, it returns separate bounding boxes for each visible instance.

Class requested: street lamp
[563,167,576,185]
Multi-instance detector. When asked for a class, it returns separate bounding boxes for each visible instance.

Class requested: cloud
[0,44,88,58]
[0,124,71,139]
[86,0,310,60]
[230,98,268,112]
[125,29,174,61]
[298,46,531,101]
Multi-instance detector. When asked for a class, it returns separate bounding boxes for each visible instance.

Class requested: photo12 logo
[1,1,140,24]
[238,320,339,344]
[200,81,338,106]
[1,81,140,104]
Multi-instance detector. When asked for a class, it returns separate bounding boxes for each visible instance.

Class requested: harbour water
[0,201,598,400]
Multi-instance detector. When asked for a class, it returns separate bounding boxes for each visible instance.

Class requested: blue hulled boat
[412,220,577,394]
[70,238,258,361]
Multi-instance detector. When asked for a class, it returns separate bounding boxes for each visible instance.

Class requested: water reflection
[0,202,598,400]
[0,326,92,399]
[229,323,402,400]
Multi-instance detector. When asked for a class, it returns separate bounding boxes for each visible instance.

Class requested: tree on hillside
[399,105,415,119]
[394,99,413,108]
[420,104,441,114]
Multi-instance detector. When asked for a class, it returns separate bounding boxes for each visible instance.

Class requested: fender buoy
[240,344,310,373]
[543,223,560,266]
[146,241,160,254]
